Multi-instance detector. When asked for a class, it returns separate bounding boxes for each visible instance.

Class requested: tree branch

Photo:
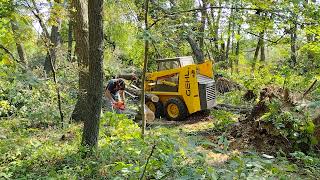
[303,80,318,98]
[0,44,19,63]
[27,0,50,38]
[139,144,156,180]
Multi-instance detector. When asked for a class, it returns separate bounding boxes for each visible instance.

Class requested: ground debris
[214,103,251,114]
[215,76,242,93]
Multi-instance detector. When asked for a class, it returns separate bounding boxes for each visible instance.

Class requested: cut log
[146,94,159,102]
[126,86,159,102]
[116,74,137,81]
[145,105,155,122]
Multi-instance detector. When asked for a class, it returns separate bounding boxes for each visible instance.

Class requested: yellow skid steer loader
[145,56,216,121]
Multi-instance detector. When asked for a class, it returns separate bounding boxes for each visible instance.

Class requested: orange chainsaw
[112,101,125,110]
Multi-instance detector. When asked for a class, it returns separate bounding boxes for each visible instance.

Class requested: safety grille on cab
[206,84,215,101]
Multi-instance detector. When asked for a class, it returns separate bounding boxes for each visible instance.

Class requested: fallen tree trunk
[116,74,137,81]
[214,103,251,114]
[126,86,159,102]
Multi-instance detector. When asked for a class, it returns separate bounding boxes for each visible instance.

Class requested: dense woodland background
[0,0,320,179]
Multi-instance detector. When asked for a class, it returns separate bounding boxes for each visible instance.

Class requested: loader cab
[154,57,195,92]
[156,56,195,71]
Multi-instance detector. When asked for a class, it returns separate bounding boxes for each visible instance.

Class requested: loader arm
[146,67,182,81]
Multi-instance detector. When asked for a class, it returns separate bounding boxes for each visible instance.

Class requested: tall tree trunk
[230,28,235,74]
[71,0,89,122]
[213,0,222,52]
[290,23,297,66]
[82,0,104,148]
[206,3,215,59]
[251,33,262,72]
[141,0,149,137]
[235,26,240,74]
[198,0,207,50]
[225,7,234,65]
[67,19,73,61]
[186,35,204,63]
[220,34,225,62]
[44,0,63,74]
[45,24,61,74]
[10,20,27,65]
[260,30,265,62]
[305,0,316,65]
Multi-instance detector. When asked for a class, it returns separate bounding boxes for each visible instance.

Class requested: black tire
[146,100,164,118]
[164,97,188,121]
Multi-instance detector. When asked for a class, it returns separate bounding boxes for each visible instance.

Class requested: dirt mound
[204,85,310,154]
[226,120,292,154]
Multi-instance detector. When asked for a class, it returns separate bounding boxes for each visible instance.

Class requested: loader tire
[146,100,164,118]
[164,98,188,121]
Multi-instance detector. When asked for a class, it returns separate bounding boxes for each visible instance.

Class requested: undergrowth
[0,113,216,179]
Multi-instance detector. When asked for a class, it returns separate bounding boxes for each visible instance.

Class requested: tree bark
[71,0,89,122]
[44,1,62,74]
[186,35,204,63]
[206,3,215,59]
[67,19,73,61]
[213,0,222,52]
[225,7,234,65]
[82,0,104,148]
[235,26,240,74]
[305,0,316,65]
[141,0,149,137]
[251,31,263,72]
[290,23,297,66]
[260,30,265,62]
[45,25,61,74]
[198,0,207,50]
[10,20,27,65]
[220,34,225,61]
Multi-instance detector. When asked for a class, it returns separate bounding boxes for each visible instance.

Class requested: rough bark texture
[45,24,61,74]
[290,23,297,66]
[260,30,265,62]
[186,35,204,63]
[305,0,316,65]
[251,31,263,72]
[141,0,149,136]
[235,26,240,74]
[220,34,225,61]
[82,0,104,148]
[225,7,234,64]
[71,0,89,122]
[67,19,73,61]
[10,21,27,65]
[213,0,222,52]
[198,0,207,50]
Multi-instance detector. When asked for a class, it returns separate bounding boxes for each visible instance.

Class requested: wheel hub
[167,104,179,118]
